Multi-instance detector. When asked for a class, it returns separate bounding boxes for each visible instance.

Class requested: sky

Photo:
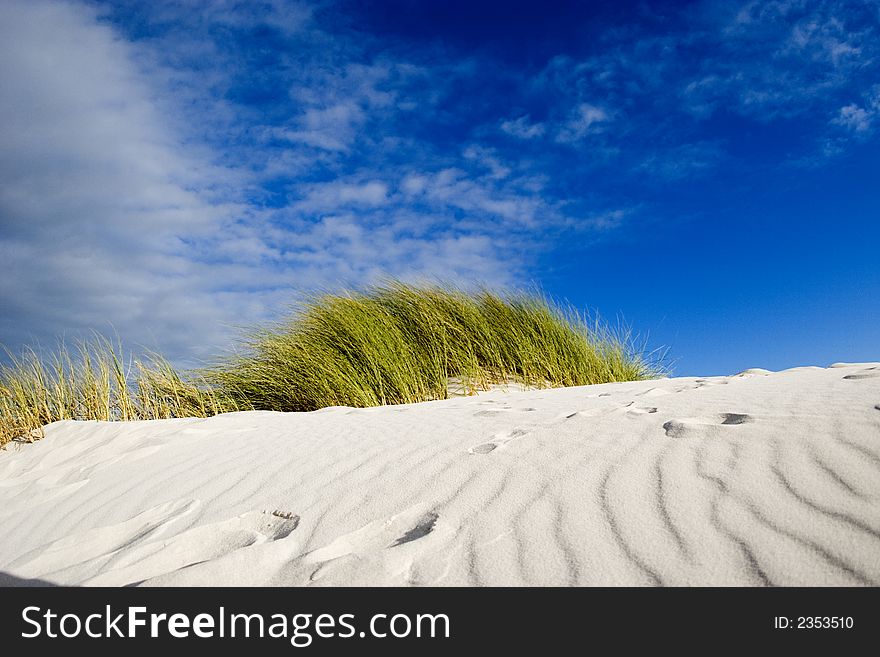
[1,0,878,376]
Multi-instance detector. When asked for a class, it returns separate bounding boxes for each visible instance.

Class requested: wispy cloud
[555,104,610,143]
[835,103,873,132]
[0,0,257,363]
[500,116,546,140]
[832,85,880,133]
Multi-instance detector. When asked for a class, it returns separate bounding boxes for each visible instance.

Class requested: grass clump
[208,283,657,412]
[1,284,660,446]
[0,336,242,447]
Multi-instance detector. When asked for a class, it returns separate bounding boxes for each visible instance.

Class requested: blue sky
[1,0,878,375]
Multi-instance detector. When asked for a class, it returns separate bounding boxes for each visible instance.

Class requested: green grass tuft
[1,284,661,447]
[206,283,659,412]
[0,336,243,447]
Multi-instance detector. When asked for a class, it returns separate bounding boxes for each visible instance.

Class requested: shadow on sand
[0,571,61,587]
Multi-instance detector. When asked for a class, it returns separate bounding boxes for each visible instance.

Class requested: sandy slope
[1,363,878,587]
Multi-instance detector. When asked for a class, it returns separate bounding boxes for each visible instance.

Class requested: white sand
[1,362,879,587]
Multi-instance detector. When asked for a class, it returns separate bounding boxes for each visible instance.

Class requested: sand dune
[1,363,878,586]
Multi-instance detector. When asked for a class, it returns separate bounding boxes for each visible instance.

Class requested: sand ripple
[1,363,878,586]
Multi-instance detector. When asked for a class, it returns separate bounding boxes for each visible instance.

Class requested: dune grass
[207,283,657,412]
[0,284,659,446]
[0,336,242,447]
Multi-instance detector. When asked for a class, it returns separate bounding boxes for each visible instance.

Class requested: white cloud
[830,86,880,138]
[834,103,872,132]
[555,104,610,143]
[295,180,389,210]
[282,62,404,153]
[587,209,628,231]
[281,103,366,152]
[500,115,546,139]
[400,174,428,195]
[409,168,542,225]
[0,0,261,363]
[463,145,511,179]
[636,142,723,180]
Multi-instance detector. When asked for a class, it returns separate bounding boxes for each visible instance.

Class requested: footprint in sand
[564,402,656,420]
[564,409,604,420]
[662,413,753,437]
[391,511,439,547]
[85,509,300,586]
[637,387,672,397]
[306,509,439,564]
[627,406,658,415]
[469,428,531,454]
[304,506,448,584]
[598,402,659,417]
[844,369,880,380]
[473,408,512,417]
[720,413,750,425]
